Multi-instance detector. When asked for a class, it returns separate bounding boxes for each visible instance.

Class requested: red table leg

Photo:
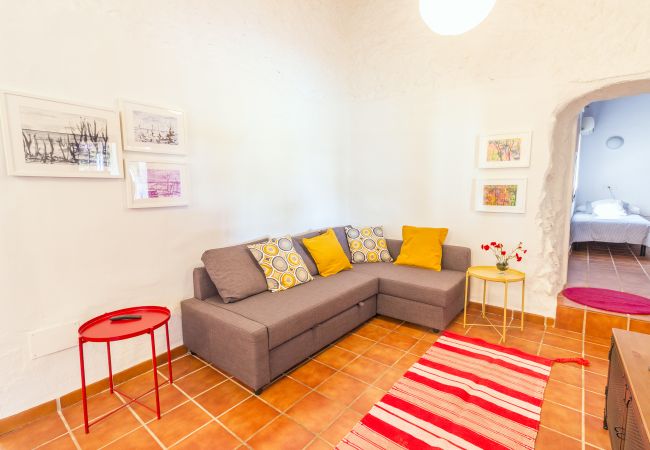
[150,330,161,419]
[78,337,89,434]
[165,322,173,384]
[107,342,114,393]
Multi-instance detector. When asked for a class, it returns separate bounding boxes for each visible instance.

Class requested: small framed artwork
[120,100,186,155]
[124,157,189,208]
[477,132,532,168]
[1,92,123,178]
[474,178,527,213]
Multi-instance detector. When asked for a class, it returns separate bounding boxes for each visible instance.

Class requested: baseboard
[0,400,57,436]
[0,345,188,436]
[468,301,555,327]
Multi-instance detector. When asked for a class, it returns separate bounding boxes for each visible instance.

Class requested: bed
[570,212,650,256]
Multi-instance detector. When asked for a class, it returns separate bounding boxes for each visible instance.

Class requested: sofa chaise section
[354,241,471,330]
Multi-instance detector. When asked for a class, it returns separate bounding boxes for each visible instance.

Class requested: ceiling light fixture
[419,0,496,36]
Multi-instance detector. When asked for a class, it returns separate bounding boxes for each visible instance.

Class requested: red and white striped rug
[337,331,567,450]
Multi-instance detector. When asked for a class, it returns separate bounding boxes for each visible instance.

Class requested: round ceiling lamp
[419,0,496,36]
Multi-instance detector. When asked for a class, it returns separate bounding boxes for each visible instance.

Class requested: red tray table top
[78,306,170,342]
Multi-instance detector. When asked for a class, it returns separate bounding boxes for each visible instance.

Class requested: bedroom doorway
[565,93,650,298]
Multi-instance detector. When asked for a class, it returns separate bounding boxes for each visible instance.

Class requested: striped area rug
[336,331,555,450]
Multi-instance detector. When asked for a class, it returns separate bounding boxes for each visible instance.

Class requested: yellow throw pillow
[302,228,352,277]
[394,225,448,271]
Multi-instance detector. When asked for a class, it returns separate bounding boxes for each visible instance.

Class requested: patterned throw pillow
[247,236,313,292]
[344,226,393,263]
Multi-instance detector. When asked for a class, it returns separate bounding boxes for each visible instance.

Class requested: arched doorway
[537,79,650,309]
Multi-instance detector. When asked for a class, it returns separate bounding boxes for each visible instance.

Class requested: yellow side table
[463,266,526,343]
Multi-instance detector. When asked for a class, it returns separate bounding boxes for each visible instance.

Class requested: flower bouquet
[481,241,527,272]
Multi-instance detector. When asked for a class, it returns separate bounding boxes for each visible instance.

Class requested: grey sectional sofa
[181,227,470,393]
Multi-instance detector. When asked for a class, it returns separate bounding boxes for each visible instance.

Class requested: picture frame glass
[475,178,527,213]
[121,101,186,155]
[125,159,189,208]
[2,93,123,178]
[478,132,531,168]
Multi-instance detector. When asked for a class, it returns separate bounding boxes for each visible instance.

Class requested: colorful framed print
[124,157,189,208]
[1,92,123,178]
[478,132,532,168]
[120,100,186,155]
[475,178,527,213]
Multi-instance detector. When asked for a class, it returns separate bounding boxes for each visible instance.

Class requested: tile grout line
[110,390,166,449]
[33,410,82,450]
[233,318,410,448]
[307,320,441,448]
[72,355,226,449]
[60,409,82,450]
[169,379,251,448]
[628,243,650,282]
[583,242,591,288]
[607,244,623,292]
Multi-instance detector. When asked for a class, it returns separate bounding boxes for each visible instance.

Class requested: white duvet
[570,213,650,246]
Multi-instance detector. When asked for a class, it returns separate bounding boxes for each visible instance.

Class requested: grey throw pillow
[201,244,268,303]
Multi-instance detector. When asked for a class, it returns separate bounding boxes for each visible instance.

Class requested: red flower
[501,250,506,255]
[524,249,528,254]
[483,245,490,251]
[516,255,522,262]
[490,242,497,246]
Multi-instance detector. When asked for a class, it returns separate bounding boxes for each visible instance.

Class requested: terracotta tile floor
[0,310,614,449]
[567,242,650,298]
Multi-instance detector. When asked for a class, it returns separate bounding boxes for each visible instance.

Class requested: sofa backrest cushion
[386,239,471,273]
[292,230,324,276]
[193,267,218,300]
[331,226,353,261]
[386,239,403,259]
[201,243,268,303]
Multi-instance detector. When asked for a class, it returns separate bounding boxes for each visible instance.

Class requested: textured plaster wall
[343,0,650,316]
[0,0,350,418]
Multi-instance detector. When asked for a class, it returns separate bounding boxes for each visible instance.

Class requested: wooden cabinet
[605,329,650,450]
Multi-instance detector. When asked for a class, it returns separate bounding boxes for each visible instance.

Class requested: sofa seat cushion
[214,271,378,349]
[352,263,465,307]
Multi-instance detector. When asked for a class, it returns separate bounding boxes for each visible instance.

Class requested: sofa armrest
[387,239,471,272]
[441,245,471,272]
[181,298,270,390]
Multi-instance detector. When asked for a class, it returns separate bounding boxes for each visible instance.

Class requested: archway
[536,78,650,311]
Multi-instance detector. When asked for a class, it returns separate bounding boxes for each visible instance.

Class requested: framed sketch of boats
[1,92,123,178]
[120,100,187,155]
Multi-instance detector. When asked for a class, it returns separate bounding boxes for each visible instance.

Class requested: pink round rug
[562,287,650,314]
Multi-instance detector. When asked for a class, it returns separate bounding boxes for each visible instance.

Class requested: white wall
[343,0,650,315]
[576,94,650,216]
[0,0,349,418]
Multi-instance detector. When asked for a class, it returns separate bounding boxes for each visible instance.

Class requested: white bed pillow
[592,199,627,218]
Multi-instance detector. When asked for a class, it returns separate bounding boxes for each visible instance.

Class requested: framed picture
[474,178,527,213]
[120,100,186,155]
[1,92,123,178]
[124,157,189,208]
[477,132,532,168]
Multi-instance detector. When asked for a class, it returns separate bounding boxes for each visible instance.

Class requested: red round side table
[77,306,172,433]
